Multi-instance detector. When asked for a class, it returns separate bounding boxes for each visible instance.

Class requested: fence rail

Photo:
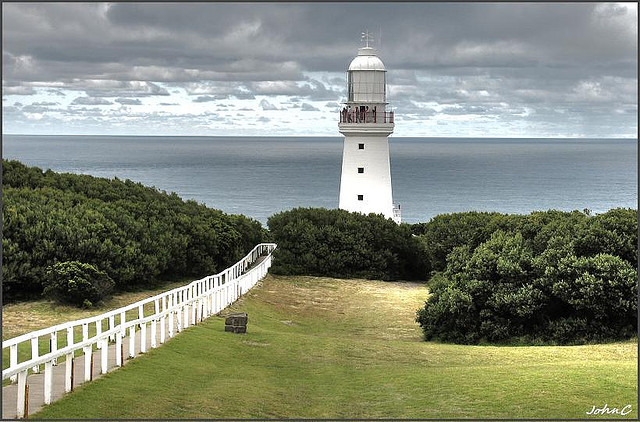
[2,242,277,418]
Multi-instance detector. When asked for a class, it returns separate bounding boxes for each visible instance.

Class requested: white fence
[2,242,276,418]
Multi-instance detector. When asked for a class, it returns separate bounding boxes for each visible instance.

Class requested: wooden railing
[2,243,276,418]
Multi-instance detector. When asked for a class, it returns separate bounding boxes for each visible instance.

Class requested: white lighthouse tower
[338,32,401,223]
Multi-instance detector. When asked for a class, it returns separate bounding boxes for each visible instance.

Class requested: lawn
[27,275,638,419]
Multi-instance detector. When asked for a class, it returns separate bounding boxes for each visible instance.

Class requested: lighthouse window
[357,195,364,201]
[358,143,365,150]
[358,167,364,174]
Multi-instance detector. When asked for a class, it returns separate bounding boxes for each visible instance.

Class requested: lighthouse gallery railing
[340,110,394,124]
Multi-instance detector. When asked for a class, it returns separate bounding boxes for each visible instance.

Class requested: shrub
[2,160,266,302]
[268,207,428,280]
[43,261,115,307]
[416,212,638,345]
[413,211,523,272]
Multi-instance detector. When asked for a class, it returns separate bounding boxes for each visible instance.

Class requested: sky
[2,2,637,138]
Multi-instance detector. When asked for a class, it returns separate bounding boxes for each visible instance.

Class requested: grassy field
[16,274,638,419]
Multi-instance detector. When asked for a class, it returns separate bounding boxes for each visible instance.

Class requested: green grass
[28,275,638,419]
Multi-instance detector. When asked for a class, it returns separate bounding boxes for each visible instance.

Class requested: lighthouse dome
[348,47,386,71]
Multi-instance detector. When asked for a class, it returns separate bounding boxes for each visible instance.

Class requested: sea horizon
[3,133,637,140]
[3,134,637,225]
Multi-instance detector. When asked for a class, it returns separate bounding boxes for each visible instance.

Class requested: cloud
[3,85,36,95]
[192,95,229,102]
[300,102,319,111]
[71,96,113,105]
[32,101,59,106]
[1,3,636,137]
[115,98,142,105]
[259,99,279,111]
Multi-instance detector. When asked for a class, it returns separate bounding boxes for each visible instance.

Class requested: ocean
[2,135,637,225]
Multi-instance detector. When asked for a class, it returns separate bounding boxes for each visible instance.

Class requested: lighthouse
[338,33,401,223]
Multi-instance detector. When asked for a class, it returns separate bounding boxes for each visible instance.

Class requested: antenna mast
[361,30,374,48]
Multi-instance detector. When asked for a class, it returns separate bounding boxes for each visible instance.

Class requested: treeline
[267,207,636,344]
[268,208,427,280]
[414,209,637,344]
[2,160,266,303]
[3,160,636,344]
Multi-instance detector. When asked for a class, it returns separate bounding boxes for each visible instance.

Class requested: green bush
[43,261,115,307]
[267,207,428,280]
[2,160,267,302]
[416,209,638,344]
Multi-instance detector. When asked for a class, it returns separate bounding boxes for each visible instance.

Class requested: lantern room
[347,46,387,105]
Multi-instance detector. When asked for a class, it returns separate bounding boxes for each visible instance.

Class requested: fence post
[109,315,115,341]
[16,369,28,418]
[151,319,157,348]
[96,320,102,349]
[44,360,53,404]
[83,345,92,382]
[65,353,73,392]
[67,326,74,349]
[140,322,147,353]
[50,331,58,365]
[101,338,108,374]
[115,332,122,367]
[129,326,136,358]
[31,337,39,373]
[9,344,18,382]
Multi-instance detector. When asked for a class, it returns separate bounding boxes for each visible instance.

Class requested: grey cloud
[182,82,255,99]
[115,98,142,105]
[22,104,63,113]
[46,89,66,96]
[3,85,36,95]
[2,2,636,137]
[232,93,255,100]
[259,99,279,111]
[84,81,169,97]
[248,79,341,100]
[32,101,59,106]
[71,96,113,105]
[5,4,636,75]
[300,103,319,111]
[192,95,219,103]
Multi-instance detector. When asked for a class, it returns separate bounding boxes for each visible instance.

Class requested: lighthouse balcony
[339,110,394,124]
